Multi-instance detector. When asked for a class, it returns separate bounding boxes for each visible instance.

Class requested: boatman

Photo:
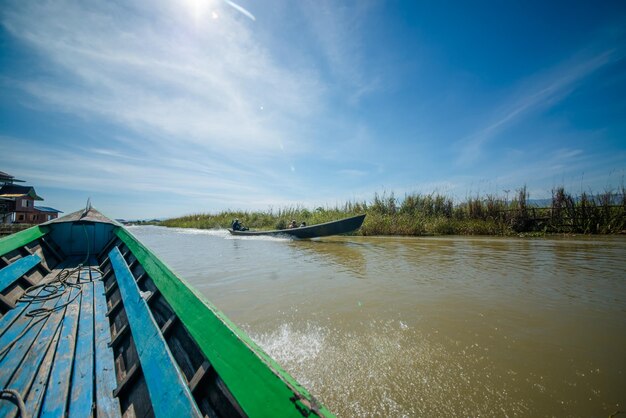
[232,218,247,231]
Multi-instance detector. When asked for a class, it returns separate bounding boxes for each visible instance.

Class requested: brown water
[129,226,626,417]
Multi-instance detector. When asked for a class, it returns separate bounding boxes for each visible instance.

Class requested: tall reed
[161,186,626,236]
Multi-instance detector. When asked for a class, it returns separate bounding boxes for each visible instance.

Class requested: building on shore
[34,206,64,223]
[0,171,62,224]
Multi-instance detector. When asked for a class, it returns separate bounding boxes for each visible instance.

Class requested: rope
[0,389,28,418]
[0,224,105,357]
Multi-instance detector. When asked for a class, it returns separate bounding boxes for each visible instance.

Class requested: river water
[128,226,626,417]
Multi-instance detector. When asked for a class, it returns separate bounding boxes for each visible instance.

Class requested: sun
[181,0,216,21]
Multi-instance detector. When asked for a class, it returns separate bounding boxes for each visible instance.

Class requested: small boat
[0,206,333,417]
[228,214,366,239]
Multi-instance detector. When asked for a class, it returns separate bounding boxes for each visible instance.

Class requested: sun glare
[182,0,213,21]
[181,0,255,22]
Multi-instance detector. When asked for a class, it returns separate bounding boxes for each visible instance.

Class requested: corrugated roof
[0,171,25,183]
[35,206,63,213]
[0,185,43,200]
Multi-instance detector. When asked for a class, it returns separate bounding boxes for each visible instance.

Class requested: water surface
[129,226,626,417]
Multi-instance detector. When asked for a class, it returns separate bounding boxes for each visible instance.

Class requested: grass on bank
[161,186,626,236]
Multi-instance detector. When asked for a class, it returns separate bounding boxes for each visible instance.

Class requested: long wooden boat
[0,206,333,417]
[228,214,366,239]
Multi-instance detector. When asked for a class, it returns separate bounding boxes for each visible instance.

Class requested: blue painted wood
[0,311,63,416]
[23,326,62,418]
[108,247,201,418]
[0,254,41,292]
[94,277,122,418]
[49,222,116,257]
[40,284,82,417]
[0,277,69,366]
[92,272,121,418]
[68,274,94,417]
[0,286,77,417]
[0,288,45,341]
[0,260,72,340]
[0,292,61,363]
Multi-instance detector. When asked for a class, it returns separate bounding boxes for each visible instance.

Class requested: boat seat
[108,247,202,417]
[0,259,121,418]
[0,254,41,294]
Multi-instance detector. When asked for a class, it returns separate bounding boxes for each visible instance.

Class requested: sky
[1,0,625,219]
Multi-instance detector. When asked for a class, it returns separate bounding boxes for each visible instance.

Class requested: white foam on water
[251,323,326,370]
[160,227,231,237]
[224,234,292,242]
[249,319,530,417]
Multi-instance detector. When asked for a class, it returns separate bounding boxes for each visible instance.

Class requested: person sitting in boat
[288,220,298,229]
[300,222,307,227]
[231,218,248,231]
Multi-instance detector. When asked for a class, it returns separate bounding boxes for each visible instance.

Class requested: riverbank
[161,187,626,236]
[0,223,33,237]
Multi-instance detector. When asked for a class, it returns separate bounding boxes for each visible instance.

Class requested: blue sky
[1,0,625,219]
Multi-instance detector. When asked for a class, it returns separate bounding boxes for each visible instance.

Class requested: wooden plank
[108,247,201,418]
[40,236,64,262]
[0,260,72,340]
[0,282,64,366]
[0,315,46,387]
[189,360,212,393]
[19,274,37,288]
[97,238,117,261]
[0,286,76,417]
[0,225,48,258]
[0,254,41,293]
[0,294,14,311]
[106,298,122,317]
[39,284,82,417]
[23,326,62,418]
[0,322,63,418]
[93,279,122,418]
[107,323,129,349]
[68,278,95,418]
[116,227,335,418]
[112,363,140,398]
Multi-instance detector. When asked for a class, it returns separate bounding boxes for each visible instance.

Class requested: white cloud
[456,46,625,165]
[2,0,323,155]
[299,0,381,103]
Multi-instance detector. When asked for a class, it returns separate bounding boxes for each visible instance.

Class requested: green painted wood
[93,276,122,418]
[0,225,48,257]
[40,286,82,418]
[115,227,334,418]
[109,246,202,418]
[0,254,41,293]
[68,274,95,418]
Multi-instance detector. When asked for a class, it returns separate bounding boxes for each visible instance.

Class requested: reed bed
[161,186,626,236]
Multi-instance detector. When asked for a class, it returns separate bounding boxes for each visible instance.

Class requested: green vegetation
[161,186,626,236]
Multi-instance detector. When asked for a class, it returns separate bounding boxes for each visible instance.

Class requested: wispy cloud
[0,133,310,215]
[456,44,625,165]
[299,0,381,103]
[2,0,321,155]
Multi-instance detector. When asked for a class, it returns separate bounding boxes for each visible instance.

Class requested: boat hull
[0,207,333,418]
[229,214,366,238]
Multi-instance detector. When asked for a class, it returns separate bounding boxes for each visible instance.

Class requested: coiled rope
[0,389,27,418]
[1,224,106,415]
